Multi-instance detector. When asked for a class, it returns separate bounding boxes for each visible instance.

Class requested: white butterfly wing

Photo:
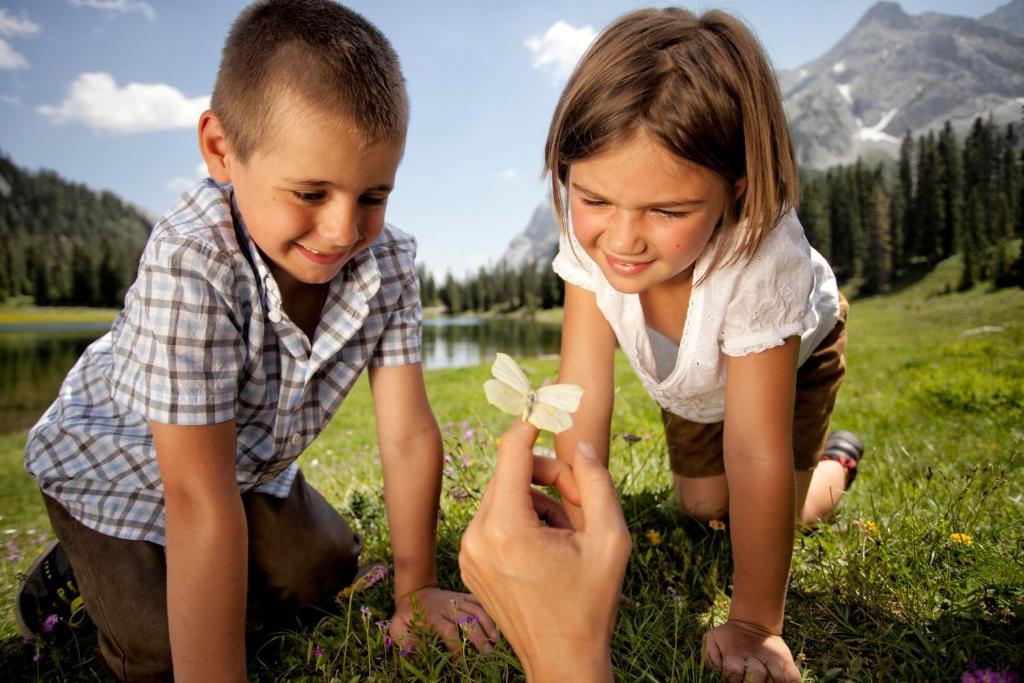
[536,383,584,413]
[484,379,528,417]
[527,402,574,434]
[490,353,531,396]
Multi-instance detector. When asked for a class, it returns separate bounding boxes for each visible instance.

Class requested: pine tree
[938,122,963,259]
[960,190,983,290]
[897,131,915,264]
[863,181,893,295]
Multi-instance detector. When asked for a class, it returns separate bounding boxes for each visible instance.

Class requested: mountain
[980,0,1024,37]
[781,1,1024,169]
[500,195,560,269]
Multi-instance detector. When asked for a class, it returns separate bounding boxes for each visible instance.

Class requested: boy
[19,1,495,680]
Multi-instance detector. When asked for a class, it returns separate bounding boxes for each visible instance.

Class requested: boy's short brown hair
[544,8,798,279]
[211,0,409,161]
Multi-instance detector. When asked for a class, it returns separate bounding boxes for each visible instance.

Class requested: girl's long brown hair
[544,8,798,280]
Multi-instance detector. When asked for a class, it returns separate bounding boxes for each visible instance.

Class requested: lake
[0,317,562,434]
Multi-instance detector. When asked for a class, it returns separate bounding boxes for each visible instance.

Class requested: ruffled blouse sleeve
[551,227,597,292]
[720,210,818,357]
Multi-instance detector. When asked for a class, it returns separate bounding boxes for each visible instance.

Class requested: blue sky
[0,0,1010,277]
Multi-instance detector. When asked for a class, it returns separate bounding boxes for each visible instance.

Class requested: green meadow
[1,255,1021,681]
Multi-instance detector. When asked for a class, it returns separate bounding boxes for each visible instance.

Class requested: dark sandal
[15,540,91,640]
[821,430,864,488]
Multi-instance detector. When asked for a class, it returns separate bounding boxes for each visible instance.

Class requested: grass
[0,306,118,325]
[1,255,1022,681]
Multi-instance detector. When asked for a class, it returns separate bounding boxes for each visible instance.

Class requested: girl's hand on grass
[703,620,800,682]
[390,587,499,654]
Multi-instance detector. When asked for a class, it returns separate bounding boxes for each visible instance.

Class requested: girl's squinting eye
[292,190,326,202]
[580,198,607,207]
[654,209,688,219]
[359,194,387,206]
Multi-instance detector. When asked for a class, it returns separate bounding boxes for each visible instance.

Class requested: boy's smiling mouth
[296,242,348,265]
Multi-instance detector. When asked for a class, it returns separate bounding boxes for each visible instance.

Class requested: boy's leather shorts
[661,293,849,478]
[41,469,361,682]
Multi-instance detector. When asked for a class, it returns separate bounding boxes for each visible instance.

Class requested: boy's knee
[673,476,728,522]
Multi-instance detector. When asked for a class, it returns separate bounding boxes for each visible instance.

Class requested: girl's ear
[197,110,233,184]
[733,177,747,200]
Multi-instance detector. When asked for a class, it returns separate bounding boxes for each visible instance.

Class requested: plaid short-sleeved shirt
[25,180,422,545]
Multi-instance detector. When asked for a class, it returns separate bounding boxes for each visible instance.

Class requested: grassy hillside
[1,255,1021,681]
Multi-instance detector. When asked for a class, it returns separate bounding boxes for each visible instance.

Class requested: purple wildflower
[399,642,413,657]
[33,650,42,663]
[442,422,453,433]
[42,614,60,634]
[384,635,394,649]
[359,605,371,619]
[460,455,471,468]
[375,619,390,631]
[458,419,470,431]
[443,454,453,463]
[463,429,475,441]
[365,564,388,586]
[5,540,21,562]
[962,662,1020,683]
[443,466,455,479]
[450,487,470,501]
[456,613,479,626]
[312,645,325,658]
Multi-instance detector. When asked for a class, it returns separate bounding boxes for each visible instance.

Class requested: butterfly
[483,353,584,434]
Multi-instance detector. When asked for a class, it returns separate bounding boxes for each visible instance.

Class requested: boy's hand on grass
[390,587,499,654]
[703,620,800,682]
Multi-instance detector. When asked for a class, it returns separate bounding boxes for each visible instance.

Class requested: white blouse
[552,209,840,423]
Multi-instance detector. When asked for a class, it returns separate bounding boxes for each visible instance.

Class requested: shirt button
[291,433,302,447]
[268,310,283,323]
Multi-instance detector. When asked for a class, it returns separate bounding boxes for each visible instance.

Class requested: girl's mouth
[605,254,653,276]
[296,243,347,265]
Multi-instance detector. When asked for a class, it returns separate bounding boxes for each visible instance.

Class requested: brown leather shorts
[661,293,848,478]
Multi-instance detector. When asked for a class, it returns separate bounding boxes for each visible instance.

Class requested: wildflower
[442,422,453,433]
[464,428,476,441]
[443,466,455,479]
[455,613,479,625]
[364,564,388,585]
[709,519,726,532]
[443,454,453,463]
[4,540,21,562]
[646,530,662,546]
[450,487,470,501]
[360,605,371,620]
[33,650,42,663]
[312,645,325,658]
[399,642,413,656]
[460,455,471,468]
[459,419,470,430]
[860,519,878,535]
[961,661,1020,683]
[42,614,60,634]
[384,635,394,649]
[495,437,501,446]
[310,458,320,468]
[950,533,974,546]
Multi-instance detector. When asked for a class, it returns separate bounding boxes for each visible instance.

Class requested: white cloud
[68,0,156,21]
[0,9,40,38]
[0,39,27,69]
[166,161,210,193]
[525,21,596,84]
[38,72,209,134]
[497,168,517,180]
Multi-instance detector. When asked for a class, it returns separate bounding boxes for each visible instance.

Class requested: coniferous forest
[1,115,1021,312]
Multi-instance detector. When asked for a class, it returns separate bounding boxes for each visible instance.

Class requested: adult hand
[459,420,632,682]
[390,586,498,653]
[703,620,800,682]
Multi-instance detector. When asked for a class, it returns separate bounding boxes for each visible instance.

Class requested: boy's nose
[605,210,644,255]
[317,201,360,249]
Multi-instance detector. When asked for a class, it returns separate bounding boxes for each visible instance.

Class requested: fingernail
[579,441,597,460]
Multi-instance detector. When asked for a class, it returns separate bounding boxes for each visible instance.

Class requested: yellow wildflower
[709,519,726,532]
[646,530,662,546]
[495,437,501,446]
[949,532,973,545]
[861,520,878,535]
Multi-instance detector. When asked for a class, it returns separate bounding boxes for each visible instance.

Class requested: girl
[547,8,863,682]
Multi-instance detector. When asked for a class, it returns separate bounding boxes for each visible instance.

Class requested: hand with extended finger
[703,620,800,683]
[389,586,499,654]
[459,420,631,682]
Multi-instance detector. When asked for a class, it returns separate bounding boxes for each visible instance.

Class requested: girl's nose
[606,210,644,255]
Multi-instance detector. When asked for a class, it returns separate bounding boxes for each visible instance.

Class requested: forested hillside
[0,155,151,307]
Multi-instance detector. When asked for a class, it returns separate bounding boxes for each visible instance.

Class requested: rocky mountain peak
[858,1,914,30]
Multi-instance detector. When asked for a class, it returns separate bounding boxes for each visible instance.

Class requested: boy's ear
[198,110,233,184]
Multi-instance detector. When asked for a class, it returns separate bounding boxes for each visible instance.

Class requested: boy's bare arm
[368,363,498,651]
[152,420,247,683]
